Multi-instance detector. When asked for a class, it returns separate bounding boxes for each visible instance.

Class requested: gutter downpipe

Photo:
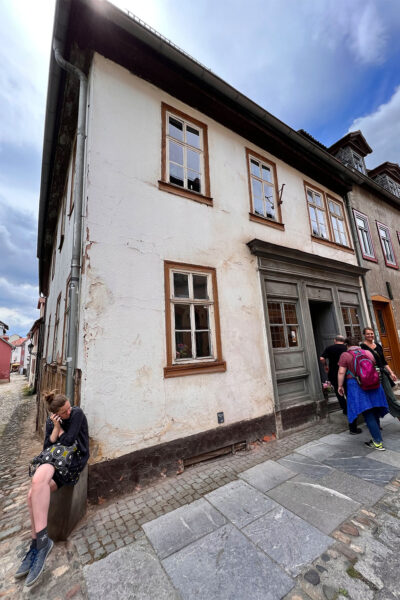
[53,40,88,405]
[344,192,379,342]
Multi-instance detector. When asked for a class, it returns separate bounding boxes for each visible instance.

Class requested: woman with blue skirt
[337,336,388,451]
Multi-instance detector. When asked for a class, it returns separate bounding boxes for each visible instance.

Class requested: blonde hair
[44,389,68,413]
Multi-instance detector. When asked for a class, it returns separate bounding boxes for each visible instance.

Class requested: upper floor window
[306,187,328,239]
[159,103,211,206]
[305,183,351,250]
[351,151,365,174]
[328,198,348,246]
[164,261,225,378]
[376,222,398,268]
[246,148,283,229]
[353,210,376,261]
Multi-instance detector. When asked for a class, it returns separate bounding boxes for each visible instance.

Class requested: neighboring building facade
[11,337,27,371]
[329,133,400,375]
[0,326,12,383]
[39,0,385,500]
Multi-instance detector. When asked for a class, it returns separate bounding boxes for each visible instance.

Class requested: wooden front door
[373,301,399,375]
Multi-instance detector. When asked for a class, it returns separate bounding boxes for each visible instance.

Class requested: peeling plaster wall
[80,54,358,461]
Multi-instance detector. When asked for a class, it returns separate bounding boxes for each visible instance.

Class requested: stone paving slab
[276,453,334,480]
[238,459,296,492]
[267,475,360,534]
[205,479,278,528]
[322,455,400,486]
[162,523,295,600]
[366,448,400,468]
[316,469,386,506]
[142,497,226,559]
[242,506,332,576]
[84,537,181,600]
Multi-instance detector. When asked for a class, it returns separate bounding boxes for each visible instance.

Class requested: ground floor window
[267,301,299,348]
[341,305,361,340]
[164,261,226,377]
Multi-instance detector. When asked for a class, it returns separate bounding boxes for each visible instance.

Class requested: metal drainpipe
[53,40,88,404]
[344,192,380,341]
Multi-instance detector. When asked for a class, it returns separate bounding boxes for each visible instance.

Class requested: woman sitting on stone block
[15,390,89,587]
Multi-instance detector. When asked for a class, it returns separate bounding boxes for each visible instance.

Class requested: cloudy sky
[1,0,400,336]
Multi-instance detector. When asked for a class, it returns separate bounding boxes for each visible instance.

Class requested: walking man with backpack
[337,336,389,451]
[320,335,361,434]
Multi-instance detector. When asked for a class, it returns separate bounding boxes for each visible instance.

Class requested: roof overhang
[328,131,373,157]
[368,162,400,184]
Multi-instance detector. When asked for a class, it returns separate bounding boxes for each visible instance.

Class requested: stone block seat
[48,465,88,541]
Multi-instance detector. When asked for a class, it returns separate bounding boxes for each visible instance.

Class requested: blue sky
[1,0,400,336]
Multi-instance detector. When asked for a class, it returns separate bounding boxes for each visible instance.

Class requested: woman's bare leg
[27,488,36,539]
[30,464,56,533]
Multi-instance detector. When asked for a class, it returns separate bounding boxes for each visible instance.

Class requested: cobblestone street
[1,375,400,599]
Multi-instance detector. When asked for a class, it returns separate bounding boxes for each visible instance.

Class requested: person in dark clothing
[15,390,89,587]
[360,327,400,421]
[320,335,361,434]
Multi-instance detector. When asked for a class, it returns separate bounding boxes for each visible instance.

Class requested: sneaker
[25,538,54,587]
[15,542,37,578]
[349,428,362,435]
[364,440,386,451]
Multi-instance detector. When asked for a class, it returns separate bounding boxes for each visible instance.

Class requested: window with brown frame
[52,294,61,362]
[69,138,76,216]
[164,261,226,378]
[267,301,300,349]
[159,103,212,206]
[305,182,352,250]
[62,277,71,361]
[341,306,361,340]
[246,148,283,229]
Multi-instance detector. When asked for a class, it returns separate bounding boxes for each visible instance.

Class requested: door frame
[372,294,400,376]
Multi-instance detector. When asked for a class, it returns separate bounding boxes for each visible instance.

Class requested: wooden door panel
[374,303,395,372]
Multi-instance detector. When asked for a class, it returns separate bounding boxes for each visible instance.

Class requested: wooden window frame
[62,276,71,362]
[304,181,354,253]
[159,103,212,206]
[376,221,398,269]
[52,294,62,363]
[267,300,300,350]
[164,261,226,378]
[341,305,362,340]
[69,138,77,217]
[327,195,351,248]
[353,209,377,262]
[246,148,284,231]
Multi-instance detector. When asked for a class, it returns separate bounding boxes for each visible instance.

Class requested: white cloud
[348,86,400,168]
[0,306,38,334]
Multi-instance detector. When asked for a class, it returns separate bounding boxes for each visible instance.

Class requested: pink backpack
[347,349,380,391]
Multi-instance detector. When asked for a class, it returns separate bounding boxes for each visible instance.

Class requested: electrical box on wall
[217,412,224,424]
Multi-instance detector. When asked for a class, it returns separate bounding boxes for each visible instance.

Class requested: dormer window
[351,151,365,174]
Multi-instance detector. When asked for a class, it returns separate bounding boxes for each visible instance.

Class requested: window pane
[314,193,322,207]
[284,303,298,324]
[356,217,365,229]
[262,165,272,183]
[173,273,189,298]
[353,326,361,341]
[349,308,359,324]
[187,171,201,193]
[287,326,299,347]
[307,190,313,203]
[169,116,183,141]
[344,325,352,339]
[186,125,200,148]
[187,149,200,172]
[250,159,260,177]
[263,183,274,203]
[195,305,209,329]
[341,307,350,324]
[252,178,262,200]
[174,304,191,329]
[175,332,192,359]
[377,309,386,334]
[196,331,211,357]
[270,326,286,348]
[268,302,282,324]
[317,209,325,225]
[169,140,183,165]
[169,163,184,187]
[328,201,334,212]
[253,195,264,216]
[193,275,208,299]
[265,203,275,219]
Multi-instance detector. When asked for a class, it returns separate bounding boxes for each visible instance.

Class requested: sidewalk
[1,375,400,599]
